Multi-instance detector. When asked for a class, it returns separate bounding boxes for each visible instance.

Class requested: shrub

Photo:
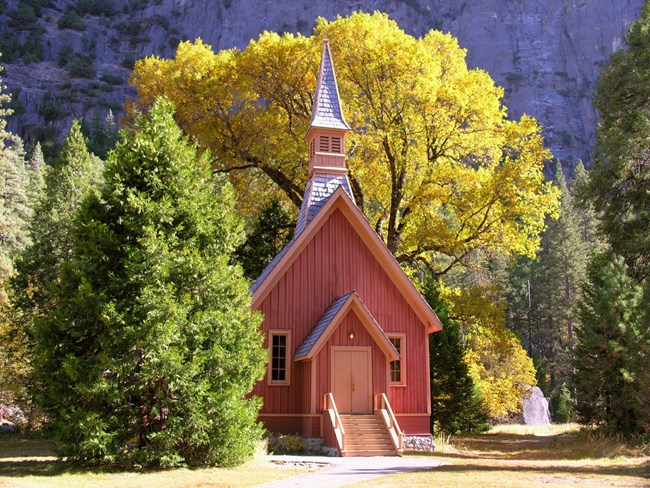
[121,55,135,69]
[76,0,114,17]
[267,434,305,454]
[66,55,95,78]
[57,46,73,67]
[116,20,140,36]
[100,73,123,86]
[58,10,85,31]
[151,14,169,30]
[550,384,576,424]
[40,93,65,122]
[8,4,38,29]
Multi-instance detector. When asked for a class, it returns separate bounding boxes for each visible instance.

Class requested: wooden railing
[375,393,403,452]
[324,392,345,454]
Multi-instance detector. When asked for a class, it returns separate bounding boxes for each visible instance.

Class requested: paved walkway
[254,455,448,487]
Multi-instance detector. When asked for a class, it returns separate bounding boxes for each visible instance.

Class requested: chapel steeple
[293,37,355,236]
[305,38,351,178]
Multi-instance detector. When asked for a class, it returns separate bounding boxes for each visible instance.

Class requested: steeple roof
[310,39,351,131]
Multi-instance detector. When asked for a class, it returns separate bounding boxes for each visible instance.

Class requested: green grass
[354,424,650,487]
[0,436,317,487]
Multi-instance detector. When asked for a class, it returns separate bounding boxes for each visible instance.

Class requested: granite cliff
[0,0,644,168]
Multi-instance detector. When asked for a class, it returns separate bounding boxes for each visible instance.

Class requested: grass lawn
[0,436,320,488]
[2,425,649,487]
[352,424,650,487]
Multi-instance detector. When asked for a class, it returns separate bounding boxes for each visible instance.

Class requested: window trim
[268,330,291,386]
[388,334,406,387]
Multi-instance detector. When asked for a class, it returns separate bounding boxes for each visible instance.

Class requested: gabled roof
[309,39,351,132]
[294,291,399,361]
[295,173,355,236]
[251,172,355,295]
[251,187,444,334]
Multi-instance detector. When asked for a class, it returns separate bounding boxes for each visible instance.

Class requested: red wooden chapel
[250,38,443,456]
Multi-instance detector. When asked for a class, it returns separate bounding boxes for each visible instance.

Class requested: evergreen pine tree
[506,163,605,421]
[423,278,490,434]
[32,98,266,467]
[589,1,650,280]
[0,77,30,300]
[84,110,118,159]
[235,199,294,280]
[573,253,646,434]
[0,65,41,421]
[9,124,100,423]
[529,165,589,389]
[25,142,46,204]
[572,161,606,253]
[14,121,103,319]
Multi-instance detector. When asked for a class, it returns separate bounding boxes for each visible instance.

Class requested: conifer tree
[14,121,103,319]
[506,163,605,420]
[590,1,650,280]
[0,76,30,302]
[573,253,646,434]
[235,199,294,280]
[32,99,266,467]
[0,64,42,420]
[9,125,100,423]
[528,165,589,389]
[424,279,490,434]
[572,161,605,253]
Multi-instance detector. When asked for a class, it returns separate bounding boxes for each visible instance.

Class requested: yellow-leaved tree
[130,13,557,416]
[442,284,537,418]
[130,12,559,277]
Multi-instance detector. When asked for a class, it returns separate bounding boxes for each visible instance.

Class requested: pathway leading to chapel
[254,455,447,487]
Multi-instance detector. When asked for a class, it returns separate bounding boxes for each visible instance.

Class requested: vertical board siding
[260,415,321,437]
[314,313,388,407]
[395,415,430,435]
[255,209,430,427]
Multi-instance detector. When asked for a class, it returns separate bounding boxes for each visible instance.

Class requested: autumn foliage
[130,12,559,278]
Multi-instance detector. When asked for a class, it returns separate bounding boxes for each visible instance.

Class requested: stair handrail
[376,393,403,452]
[324,392,345,452]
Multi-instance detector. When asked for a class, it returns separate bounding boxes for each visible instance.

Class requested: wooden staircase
[339,414,399,456]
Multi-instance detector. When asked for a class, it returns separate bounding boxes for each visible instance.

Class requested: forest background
[0,0,649,469]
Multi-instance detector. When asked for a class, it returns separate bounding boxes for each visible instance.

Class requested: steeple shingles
[250,38,356,294]
[310,40,351,131]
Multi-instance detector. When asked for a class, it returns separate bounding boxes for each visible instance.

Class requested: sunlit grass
[488,423,580,436]
[353,424,650,488]
[0,436,320,488]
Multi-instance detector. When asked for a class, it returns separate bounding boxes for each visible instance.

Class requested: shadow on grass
[0,459,70,477]
[397,459,650,483]
[0,457,168,479]
[439,431,648,461]
[0,437,136,478]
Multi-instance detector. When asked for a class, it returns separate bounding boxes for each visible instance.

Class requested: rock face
[522,386,551,425]
[1,0,644,168]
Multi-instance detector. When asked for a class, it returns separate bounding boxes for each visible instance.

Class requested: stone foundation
[402,434,435,452]
[303,437,323,452]
[304,437,339,456]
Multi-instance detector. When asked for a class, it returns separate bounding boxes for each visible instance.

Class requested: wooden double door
[332,347,372,414]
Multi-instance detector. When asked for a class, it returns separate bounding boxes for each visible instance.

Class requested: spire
[294,37,355,236]
[305,38,351,178]
[309,39,351,132]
